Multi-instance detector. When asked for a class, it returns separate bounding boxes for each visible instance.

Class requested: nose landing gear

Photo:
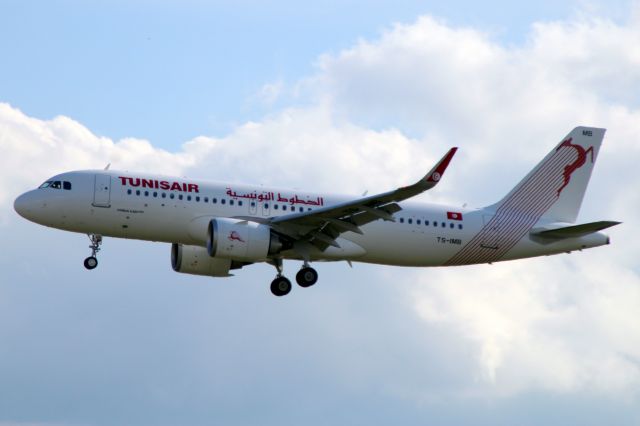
[84,234,102,270]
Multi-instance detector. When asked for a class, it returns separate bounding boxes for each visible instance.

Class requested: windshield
[38,180,72,190]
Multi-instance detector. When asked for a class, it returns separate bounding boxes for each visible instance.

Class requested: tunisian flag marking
[447,211,463,221]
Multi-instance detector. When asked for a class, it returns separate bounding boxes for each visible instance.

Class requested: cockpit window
[39,180,71,190]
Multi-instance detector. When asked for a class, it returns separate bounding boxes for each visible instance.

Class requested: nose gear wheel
[84,234,102,270]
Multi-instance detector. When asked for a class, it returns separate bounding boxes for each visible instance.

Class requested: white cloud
[0,102,444,214]
[1,6,640,411]
[412,254,640,397]
[0,103,198,213]
[300,12,640,398]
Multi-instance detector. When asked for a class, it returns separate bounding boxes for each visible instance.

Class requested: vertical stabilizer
[486,126,605,223]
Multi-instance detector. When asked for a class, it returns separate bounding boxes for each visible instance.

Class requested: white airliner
[14,126,620,296]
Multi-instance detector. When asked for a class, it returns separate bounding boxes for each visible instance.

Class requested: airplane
[14,126,620,296]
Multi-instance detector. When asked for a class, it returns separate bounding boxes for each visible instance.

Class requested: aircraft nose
[14,191,36,220]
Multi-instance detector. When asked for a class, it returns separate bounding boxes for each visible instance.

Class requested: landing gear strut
[84,234,102,270]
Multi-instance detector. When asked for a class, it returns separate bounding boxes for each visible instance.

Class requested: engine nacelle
[207,217,283,261]
[171,243,232,277]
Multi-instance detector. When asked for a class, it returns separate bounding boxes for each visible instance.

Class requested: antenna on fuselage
[104,163,111,170]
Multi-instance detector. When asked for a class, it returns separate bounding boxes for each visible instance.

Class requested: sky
[1,1,640,425]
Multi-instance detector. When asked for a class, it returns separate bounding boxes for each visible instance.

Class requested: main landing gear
[269,259,318,297]
[84,234,102,270]
[296,266,318,288]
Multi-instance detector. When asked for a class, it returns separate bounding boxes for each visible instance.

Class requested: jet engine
[171,243,233,277]
[206,217,285,262]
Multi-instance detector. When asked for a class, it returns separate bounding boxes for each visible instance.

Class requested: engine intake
[207,218,284,261]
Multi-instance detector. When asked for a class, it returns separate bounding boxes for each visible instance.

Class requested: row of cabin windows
[127,188,244,205]
[39,180,72,190]
[125,189,455,224]
[126,189,313,212]
[398,217,463,230]
[269,203,310,212]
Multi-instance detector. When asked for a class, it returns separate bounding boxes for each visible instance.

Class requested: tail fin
[486,126,606,223]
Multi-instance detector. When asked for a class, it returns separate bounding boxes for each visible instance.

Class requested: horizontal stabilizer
[531,220,621,239]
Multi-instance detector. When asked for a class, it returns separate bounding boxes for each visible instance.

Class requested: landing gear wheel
[84,256,98,270]
[296,267,318,288]
[270,276,292,297]
[84,234,103,270]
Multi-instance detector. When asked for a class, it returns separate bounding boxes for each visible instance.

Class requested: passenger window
[221,199,226,205]
[144,191,149,196]
[264,203,269,209]
[238,200,243,206]
[153,192,158,197]
[127,189,132,195]
[408,218,413,224]
[299,207,303,212]
[136,190,141,196]
[399,218,404,223]
[230,200,234,206]
[196,196,200,202]
[170,193,175,199]
[425,220,429,226]
[417,219,421,225]
[162,193,166,198]
[274,204,278,210]
[204,197,209,202]
[187,195,191,201]
[63,181,72,190]
[433,221,437,227]
[213,198,217,204]
[450,223,454,229]
[291,206,295,211]
[179,194,183,200]
[250,201,255,207]
[441,222,445,227]
[458,224,463,230]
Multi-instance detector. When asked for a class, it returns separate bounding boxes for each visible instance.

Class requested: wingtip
[426,147,458,183]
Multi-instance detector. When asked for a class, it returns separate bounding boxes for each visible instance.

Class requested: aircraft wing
[268,147,458,250]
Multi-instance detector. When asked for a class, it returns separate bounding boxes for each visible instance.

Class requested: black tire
[296,267,318,288]
[270,276,292,296]
[84,256,98,270]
